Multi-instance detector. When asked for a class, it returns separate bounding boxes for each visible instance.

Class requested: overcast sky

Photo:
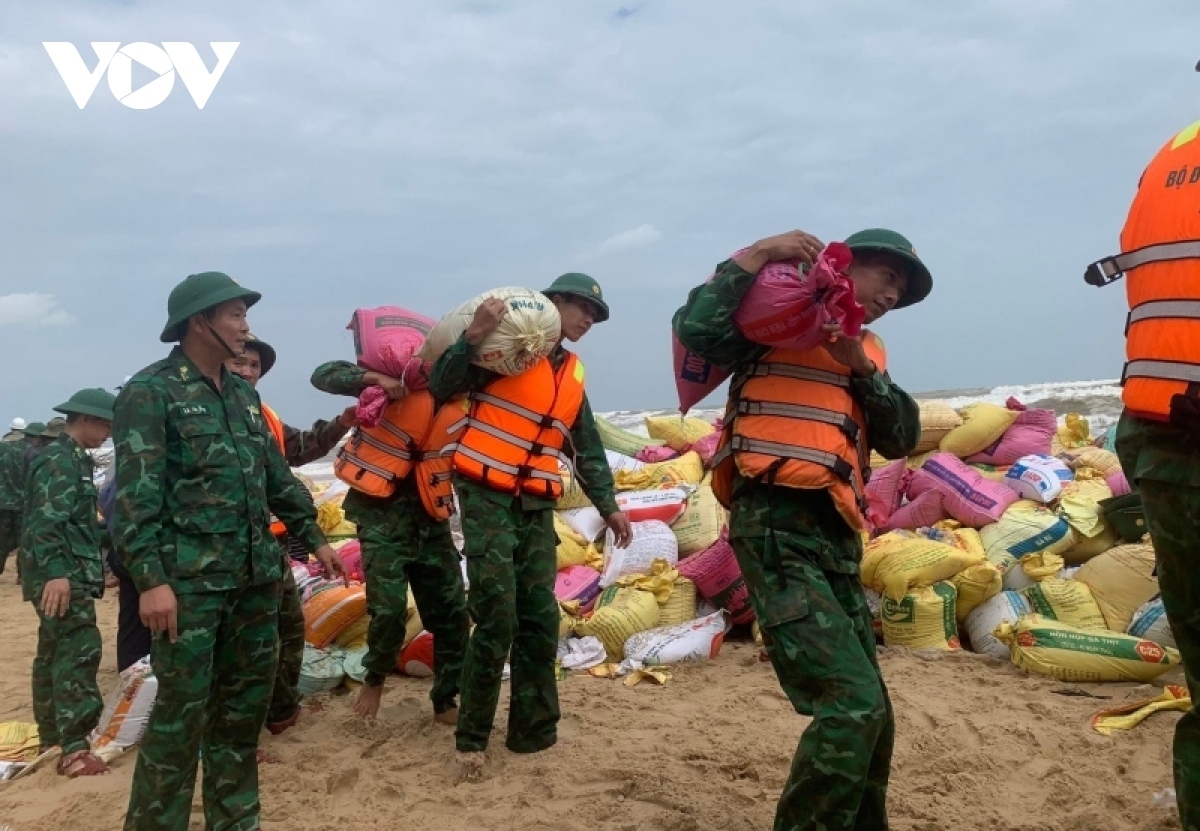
[2,1,1197,425]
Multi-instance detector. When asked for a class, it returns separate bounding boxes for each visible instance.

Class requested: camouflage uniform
[0,438,29,573]
[115,347,325,831]
[674,258,921,831]
[428,338,619,753]
[265,413,347,727]
[1116,415,1200,831]
[310,360,469,714]
[21,434,105,755]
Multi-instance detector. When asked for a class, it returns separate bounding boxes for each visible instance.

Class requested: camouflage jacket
[310,359,445,528]
[673,257,922,573]
[113,347,326,594]
[428,336,620,517]
[1115,413,1200,488]
[280,415,349,467]
[0,439,29,511]
[20,434,104,602]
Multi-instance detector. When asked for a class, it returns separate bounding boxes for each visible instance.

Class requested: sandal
[57,750,109,778]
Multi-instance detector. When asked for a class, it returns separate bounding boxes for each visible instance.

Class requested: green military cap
[161,271,262,343]
[242,333,277,376]
[541,272,610,323]
[22,421,47,437]
[53,388,118,421]
[844,228,933,309]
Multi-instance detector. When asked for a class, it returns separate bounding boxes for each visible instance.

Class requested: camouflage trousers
[358,508,469,714]
[32,594,103,755]
[124,582,279,831]
[731,528,894,831]
[1140,479,1200,831]
[0,509,18,574]
[455,481,559,754]
[266,561,305,725]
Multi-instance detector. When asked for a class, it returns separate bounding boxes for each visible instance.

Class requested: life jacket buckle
[1084,257,1123,287]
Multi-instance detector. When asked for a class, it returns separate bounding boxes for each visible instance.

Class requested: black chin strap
[204,314,241,360]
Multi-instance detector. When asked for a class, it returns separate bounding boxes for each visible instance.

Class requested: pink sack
[907,453,1019,528]
[554,565,602,608]
[732,242,864,352]
[348,306,436,378]
[673,336,730,414]
[355,386,389,428]
[337,540,364,583]
[864,459,907,527]
[677,537,755,625]
[637,445,681,464]
[967,398,1056,466]
[885,490,949,531]
[1106,469,1132,497]
[686,420,723,467]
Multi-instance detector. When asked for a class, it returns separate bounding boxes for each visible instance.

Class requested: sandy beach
[0,574,1184,831]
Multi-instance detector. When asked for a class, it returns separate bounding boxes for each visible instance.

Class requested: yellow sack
[1091,686,1191,735]
[646,415,715,452]
[998,614,1181,683]
[613,558,679,603]
[559,601,582,640]
[670,480,726,556]
[1076,543,1160,633]
[1019,551,1066,582]
[596,416,667,457]
[1060,446,1121,477]
[334,613,371,650]
[316,500,357,539]
[555,513,590,569]
[881,582,960,650]
[981,502,1078,573]
[1052,414,1093,453]
[1020,578,1107,631]
[939,403,1019,458]
[951,561,1003,623]
[404,590,423,648]
[658,578,699,626]
[1058,479,1114,540]
[914,401,963,454]
[555,468,593,510]
[614,451,704,492]
[934,521,986,560]
[862,531,985,602]
[1063,525,1120,565]
[0,722,40,762]
[575,587,660,662]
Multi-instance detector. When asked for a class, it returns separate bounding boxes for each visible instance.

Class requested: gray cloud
[1,0,1197,425]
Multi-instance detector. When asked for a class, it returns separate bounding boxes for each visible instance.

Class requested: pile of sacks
[860,397,1180,683]
[553,414,746,671]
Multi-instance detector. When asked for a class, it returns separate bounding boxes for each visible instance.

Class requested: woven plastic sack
[348,306,436,378]
[914,401,963,454]
[965,590,1031,659]
[884,490,949,532]
[90,657,157,758]
[596,415,667,457]
[967,399,1056,466]
[997,615,1181,683]
[732,242,864,351]
[614,451,704,492]
[673,336,730,414]
[1020,578,1107,631]
[860,530,984,601]
[623,611,728,666]
[939,403,1019,458]
[418,287,561,376]
[677,537,754,624]
[670,481,726,556]
[1127,598,1176,650]
[304,584,368,648]
[864,459,906,527]
[1004,455,1074,503]
[575,587,660,662]
[646,415,715,452]
[980,502,1077,576]
[906,453,1019,528]
[657,577,699,626]
[881,582,960,651]
[951,561,1003,623]
[298,644,347,696]
[555,565,603,608]
[599,520,679,587]
[637,445,680,464]
[337,539,364,583]
[1075,544,1159,633]
[615,487,690,525]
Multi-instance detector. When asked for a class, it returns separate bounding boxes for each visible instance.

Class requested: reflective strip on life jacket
[1127,299,1200,329]
[461,417,568,462]
[452,443,562,485]
[1123,359,1200,385]
[1085,240,1200,286]
[353,429,416,462]
[741,362,852,388]
[731,400,860,442]
[471,392,572,442]
[338,448,399,483]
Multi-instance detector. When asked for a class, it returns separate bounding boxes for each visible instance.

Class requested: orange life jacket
[335,391,466,520]
[1084,118,1200,422]
[711,331,888,532]
[452,352,586,499]
[262,403,289,537]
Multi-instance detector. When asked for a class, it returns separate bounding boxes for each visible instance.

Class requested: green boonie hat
[53,388,118,421]
[161,272,262,343]
[44,417,67,437]
[541,273,610,323]
[844,228,933,309]
[22,422,47,438]
[242,333,277,376]
[2,430,23,443]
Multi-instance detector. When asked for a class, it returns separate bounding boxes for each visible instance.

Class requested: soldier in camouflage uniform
[310,359,469,723]
[21,389,117,777]
[226,334,356,736]
[0,424,41,575]
[674,229,931,831]
[429,274,631,766]
[114,272,345,831]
